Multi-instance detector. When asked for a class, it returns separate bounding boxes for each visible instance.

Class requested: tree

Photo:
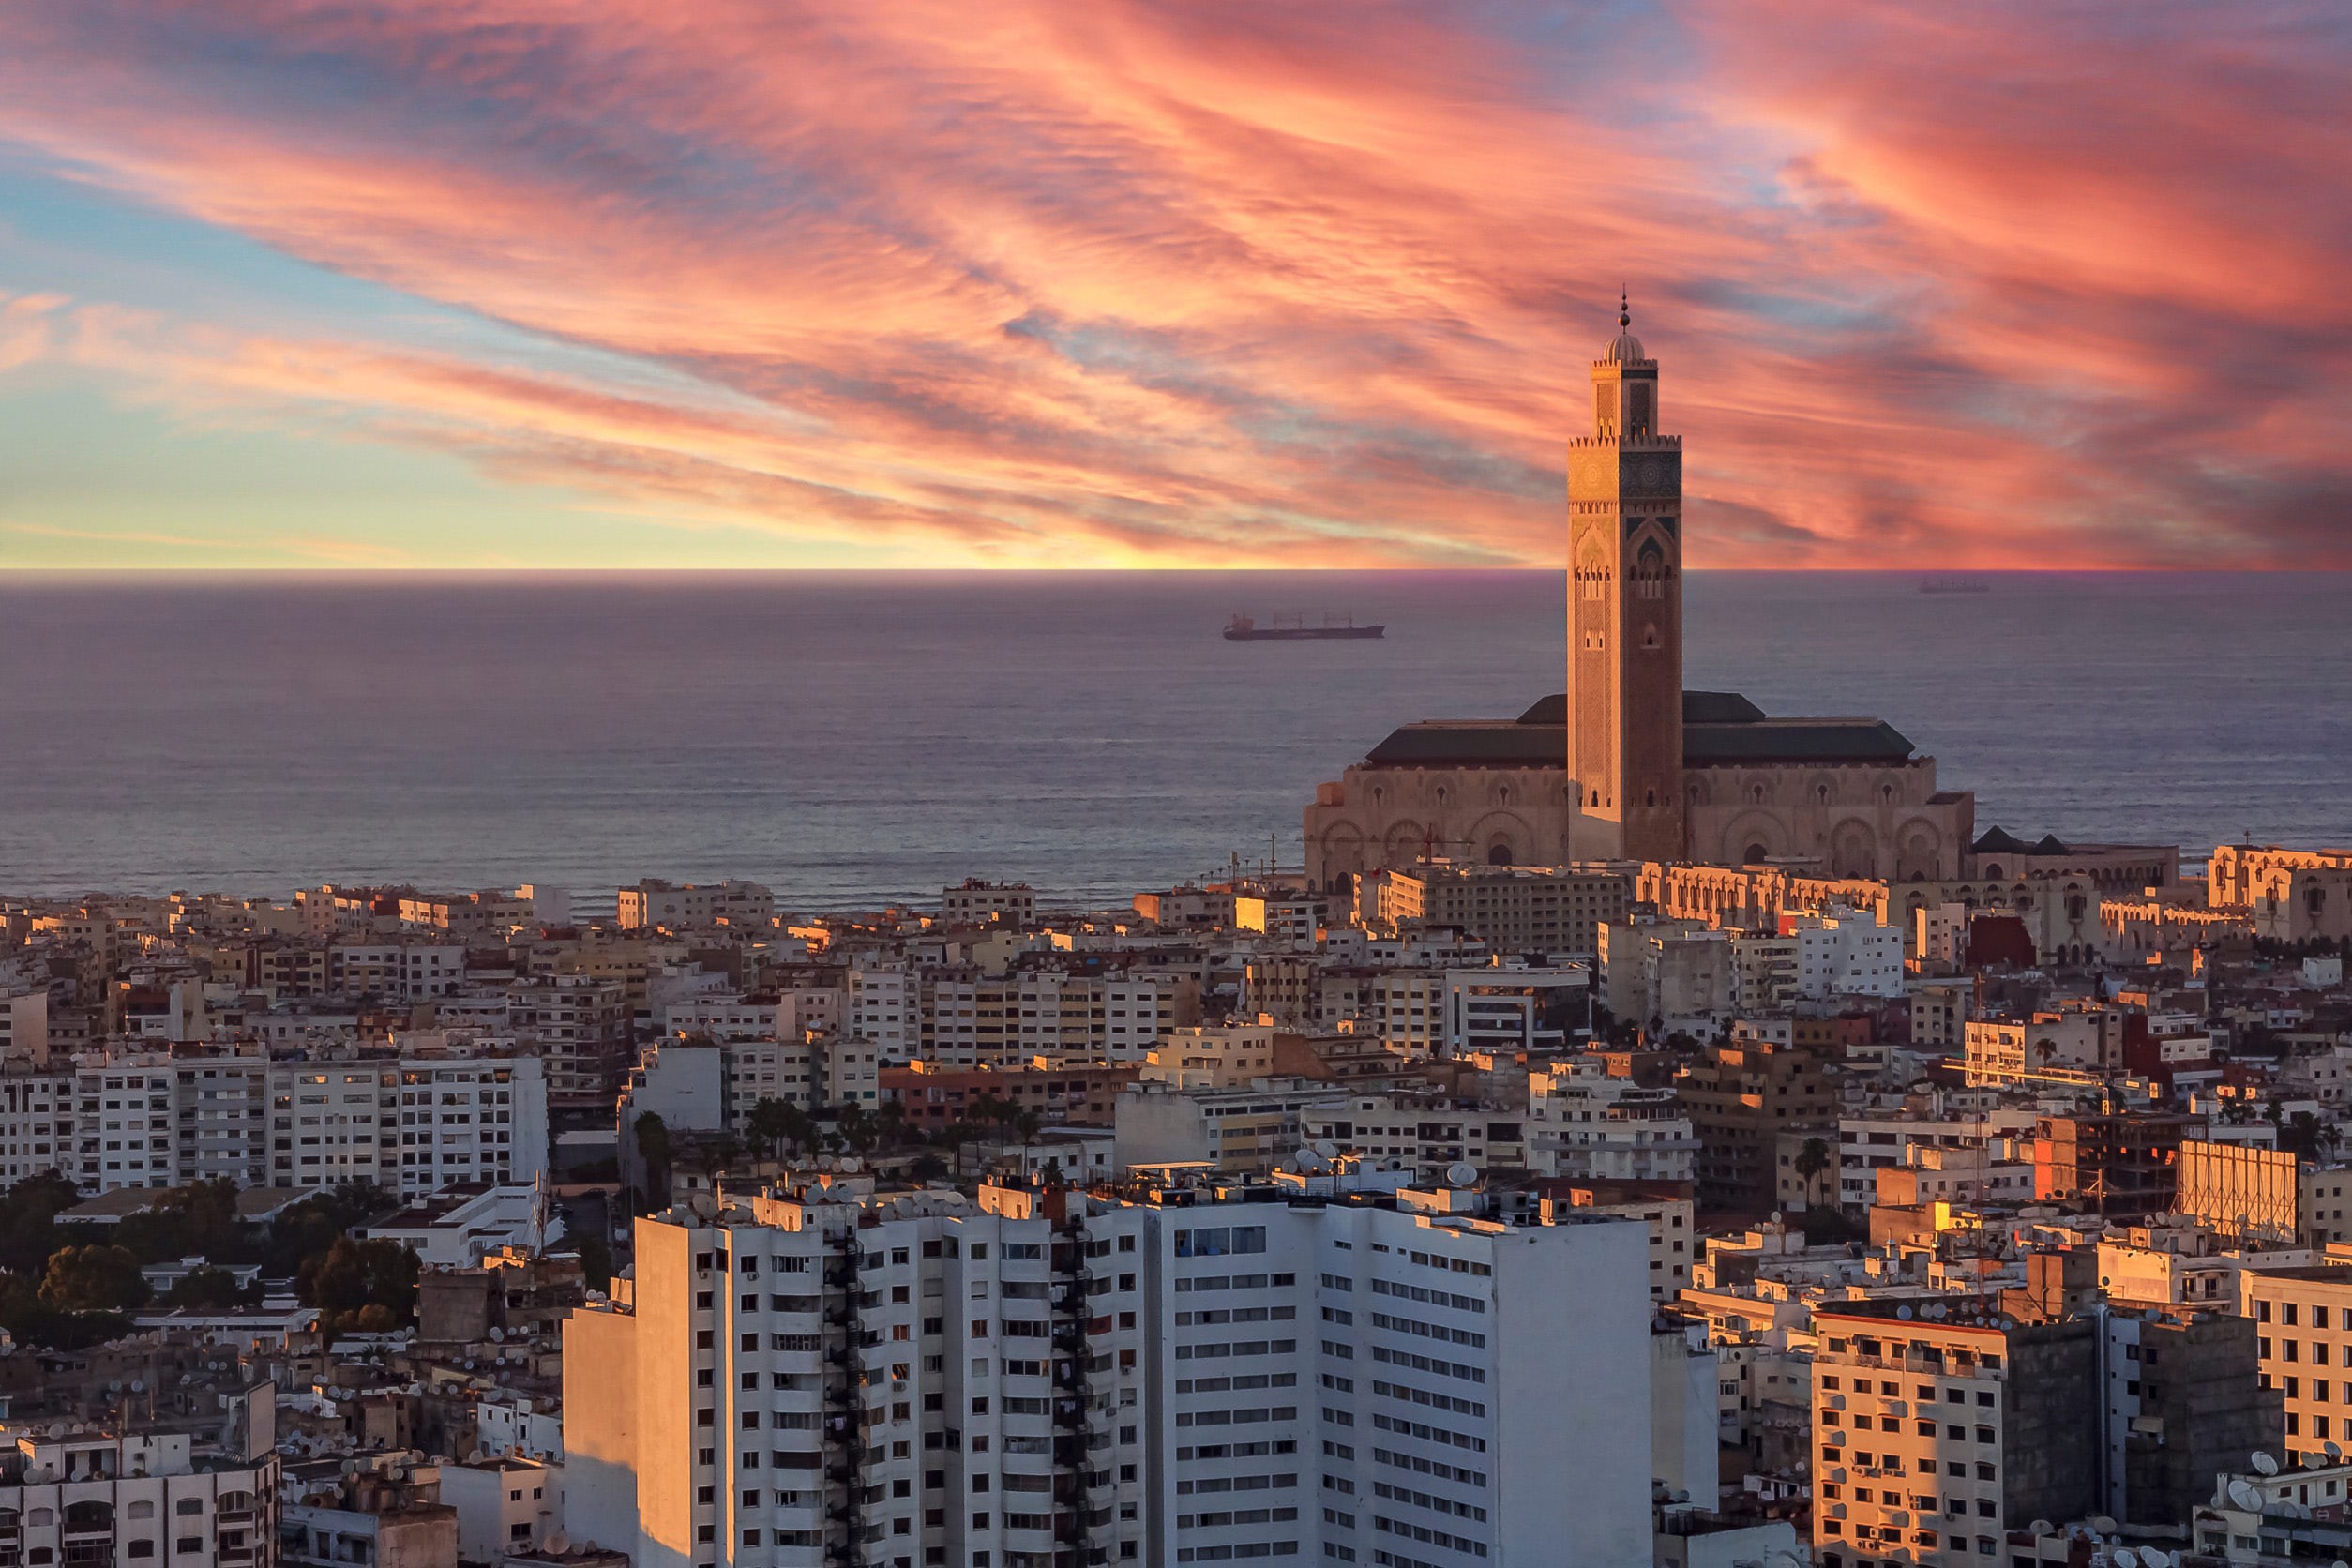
[572,1231,615,1292]
[837,1104,880,1157]
[1794,1138,1832,1184]
[167,1267,252,1310]
[299,1235,420,1328]
[0,1171,81,1274]
[752,1100,808,1161]
[38,1244,151,1313]
[634,1111,673,1208]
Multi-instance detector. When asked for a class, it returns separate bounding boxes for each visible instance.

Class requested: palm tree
[1794,1137,1832,1184]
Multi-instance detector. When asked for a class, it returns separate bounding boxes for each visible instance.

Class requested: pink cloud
[0,0,2344,566]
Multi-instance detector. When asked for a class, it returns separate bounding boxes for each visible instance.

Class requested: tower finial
[1620,287,1630,330]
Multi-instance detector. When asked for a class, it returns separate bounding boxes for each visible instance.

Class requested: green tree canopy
[38,1244,151,1313]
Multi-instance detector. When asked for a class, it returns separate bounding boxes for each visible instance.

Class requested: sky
[0,1,2346,571]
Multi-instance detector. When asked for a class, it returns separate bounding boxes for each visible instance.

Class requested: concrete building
[1364,863,1631,957]
[1600,923,1731,1036]
[1296,1093,1526,1177]
[1791,909,1905,1001]
[940,882,1037,928]
[440,1457,564,1564]
[0,987,50,1063]
[2032,1113,2194,1217]
[1678,1039,1838,1214]
[1524,1059,1696,1184]
[0,1425,278,1568]
[1812,1301,2098,1568]
[565,1168,1654,1568]
[510,976,632,1109]
[283,1456,457,1568]
[2240,1265,2352,1466]
[1439,963,1590,1055]
[619,881,776,932]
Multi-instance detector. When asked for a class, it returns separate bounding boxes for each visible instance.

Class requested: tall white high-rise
[565,1168,1653,1568]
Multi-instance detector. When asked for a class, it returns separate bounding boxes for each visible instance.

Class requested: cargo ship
[1918,576,1992,596]
[1224,613,1385,641]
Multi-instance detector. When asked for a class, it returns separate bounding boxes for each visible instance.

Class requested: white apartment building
[390,1052,550,1195]
[443,1456,566,1561]
[1368,972,1446,1054]
[1439,964,1588,1055]
[0,1072,67,1184]
[1834,1108,2040,1211]
[621,880,777,931]
[850,969,918,1060]
[1728,934,1799,1015]
[917,973,1183,1070]
[1524,1059,1699,1184]
[566,1177,1155,1568]
[1791,911,1905,1001]
[0,1425,278,1568]
[1297,1094,1529,1176]
[326,942,469,1000]
[565,1169,1655,1568]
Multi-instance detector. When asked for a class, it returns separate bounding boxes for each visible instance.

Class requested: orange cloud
[0,0,2344,567]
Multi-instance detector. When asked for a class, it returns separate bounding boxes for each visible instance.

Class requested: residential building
[1368,862,1631,957]
[619,881,776,932]
[565,1168,1653,1568]
[1524,1058,1697,1184]
[940,881,1037,927]
[1677,1039,1838,1214]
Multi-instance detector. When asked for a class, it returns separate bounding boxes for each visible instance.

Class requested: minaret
[1565,294,1684,861]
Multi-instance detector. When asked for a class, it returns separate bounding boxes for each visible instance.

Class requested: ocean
[0,571,2344,907]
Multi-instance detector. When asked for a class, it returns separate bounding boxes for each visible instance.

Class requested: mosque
[1304,302,1979,893]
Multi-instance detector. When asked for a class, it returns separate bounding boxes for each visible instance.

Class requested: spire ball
[1600,292,1645,365]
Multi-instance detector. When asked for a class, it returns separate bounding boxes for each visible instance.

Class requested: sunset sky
[0,1,2345,570]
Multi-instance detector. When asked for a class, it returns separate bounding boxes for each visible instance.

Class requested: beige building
[2209,845,2352,943]
[2241,1266,2352,1465]
[1304,308,1973,891]
[1366,859,1631,957]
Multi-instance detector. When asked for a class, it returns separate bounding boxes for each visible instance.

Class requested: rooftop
[1361,689,1918,769]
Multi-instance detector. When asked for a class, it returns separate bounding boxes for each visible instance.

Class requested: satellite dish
[546,1534,570,1557]
[1896,1304,1913,1320]
[2254,1451,2280,1474]
[1444,1161,1477,1188]
[2231,1481,2263,1510]
[490,1327,505,1342]
[2330,1441,2344,1460]
[129,1380,143,1393]
[1312,1139,1339,1159]
[2115,1550,2138,1568]
[2028,1520,2055,1538]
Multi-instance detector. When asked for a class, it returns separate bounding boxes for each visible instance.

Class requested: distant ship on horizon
[1919,576,1993,596]
[1224,612,1385,641]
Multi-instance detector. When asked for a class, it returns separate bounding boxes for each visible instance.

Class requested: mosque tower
[1566,294,1684,861]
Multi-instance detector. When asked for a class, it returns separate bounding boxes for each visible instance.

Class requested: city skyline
[3,2,2346,571]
